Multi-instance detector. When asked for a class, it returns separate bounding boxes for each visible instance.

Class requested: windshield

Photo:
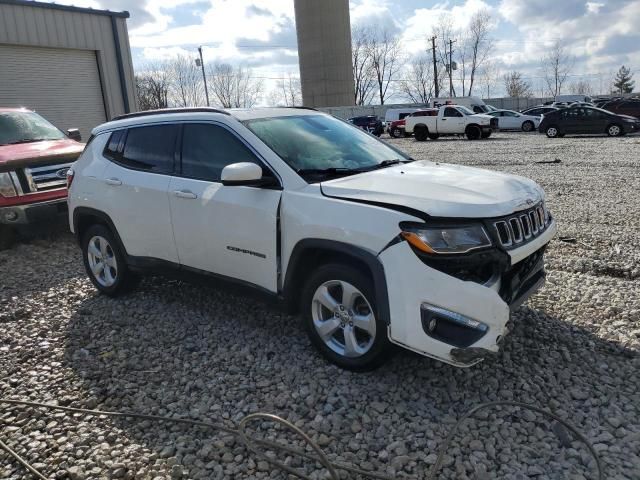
[0,111,65,145]
[244,114,410,178]
[456,106,475,115]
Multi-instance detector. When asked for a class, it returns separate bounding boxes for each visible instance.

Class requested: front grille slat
[24,162,73,192]
[492,203,548,249]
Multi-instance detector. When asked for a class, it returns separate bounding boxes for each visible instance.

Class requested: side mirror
[67,128,82,142]
[221,162,278,188]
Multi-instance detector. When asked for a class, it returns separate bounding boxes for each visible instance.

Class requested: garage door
[0,44,106,140]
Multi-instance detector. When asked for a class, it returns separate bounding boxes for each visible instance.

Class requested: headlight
[401,223,492,254]
[0,172,17,198]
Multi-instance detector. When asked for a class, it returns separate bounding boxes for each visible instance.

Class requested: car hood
[0,139,84,171]
[471,114,493,121]
[321,161,544,218]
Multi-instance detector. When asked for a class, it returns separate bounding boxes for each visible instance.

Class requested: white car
[487,110,541,132]
[68,107,557,370]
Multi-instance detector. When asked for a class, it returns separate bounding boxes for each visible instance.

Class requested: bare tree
[168,54,204,107]
[432,15,456,97]
[398,54,434,103]
[208,63,263,108]
[569,79,593,95]
[367,27,403,105]
[478,61,500,99]
[352,26,376,105]
[459,10,493,96]
[503,71,532,97]
[268,73,302,106]
[542,41,574,96]
[135,61,170,111]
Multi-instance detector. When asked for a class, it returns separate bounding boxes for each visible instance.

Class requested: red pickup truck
[0,108,85,249]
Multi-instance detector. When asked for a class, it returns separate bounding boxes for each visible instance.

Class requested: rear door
[168,122,282,292]
[100,124,180,262]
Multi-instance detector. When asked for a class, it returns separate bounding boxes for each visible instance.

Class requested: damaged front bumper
[380,219,556,367]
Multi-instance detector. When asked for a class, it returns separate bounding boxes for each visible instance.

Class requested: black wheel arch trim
[72,207,128,255]
[283,239,391,325]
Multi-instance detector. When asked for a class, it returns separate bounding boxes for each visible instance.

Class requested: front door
[440,107,465,134]
[168,122,282,292]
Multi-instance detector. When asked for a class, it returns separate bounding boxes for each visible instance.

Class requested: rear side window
[181,123,261,182]
[104,130,125,160]
[120,124,179,174]
[444,107,462,118]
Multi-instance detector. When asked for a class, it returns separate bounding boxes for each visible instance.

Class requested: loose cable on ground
[0,398,603,480]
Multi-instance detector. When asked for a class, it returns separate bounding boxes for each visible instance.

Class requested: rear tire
[522,121,534,132]
[466,125,482,140]
[414,126,428,142]
[607,123,622,137]
[301,263,391,371]
[81,224,138,296]
[428,133,440,140]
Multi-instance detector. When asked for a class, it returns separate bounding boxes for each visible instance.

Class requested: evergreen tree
[613,66,635,94]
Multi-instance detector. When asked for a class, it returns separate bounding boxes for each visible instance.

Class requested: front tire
[390,127,403,138]
[481,130,492,139]
[428,133,440,140]
[301,264,390,371]
[545,126,560,138]
[607,123,622,137]
[81,224,137,296]
[466,125,482,140]
[522,121,534,132]
[0,225,15,251]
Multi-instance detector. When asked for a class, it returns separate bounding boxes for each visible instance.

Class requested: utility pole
[448,39,456,97]
[431,36,439,98]
[197,46,210,107]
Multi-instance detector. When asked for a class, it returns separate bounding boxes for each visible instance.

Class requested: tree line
[136,12,636,110]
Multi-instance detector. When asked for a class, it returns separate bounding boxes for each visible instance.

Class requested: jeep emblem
[56,168,69,179]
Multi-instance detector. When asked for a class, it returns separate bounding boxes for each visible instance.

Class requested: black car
[521,106,559,116]
[347,115,384,136]
[538,106,639,138]
[599,99,640,119]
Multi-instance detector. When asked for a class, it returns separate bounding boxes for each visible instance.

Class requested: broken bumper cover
[380,219,556,367]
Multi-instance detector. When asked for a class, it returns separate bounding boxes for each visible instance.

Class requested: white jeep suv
[68,107,557,370]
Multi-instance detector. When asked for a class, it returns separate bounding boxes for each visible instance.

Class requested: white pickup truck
[405,105,498,141]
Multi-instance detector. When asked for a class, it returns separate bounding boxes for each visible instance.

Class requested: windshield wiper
[5,139,41,145]
[297,167,356,176]
[355,158,414,172]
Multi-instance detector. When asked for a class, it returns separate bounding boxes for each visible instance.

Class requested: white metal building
[0,0,136,139]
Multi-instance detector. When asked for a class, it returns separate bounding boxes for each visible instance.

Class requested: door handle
[173,189,198,199]
[105,177,122,186]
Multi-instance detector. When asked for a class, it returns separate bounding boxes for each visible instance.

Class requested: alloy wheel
[608,125,621,136]
[87,235,118,287]
[311,280,376,358]
[547,127,558,138]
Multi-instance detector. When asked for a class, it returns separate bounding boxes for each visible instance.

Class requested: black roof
[0,0,129,18]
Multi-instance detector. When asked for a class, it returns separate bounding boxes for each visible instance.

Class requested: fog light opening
[5,211,18,222]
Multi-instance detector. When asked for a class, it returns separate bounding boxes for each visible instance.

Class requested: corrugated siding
[0,44,106,139]
[0,3,136,125]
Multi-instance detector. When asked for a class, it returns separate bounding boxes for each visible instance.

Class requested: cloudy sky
[44,0,639,100]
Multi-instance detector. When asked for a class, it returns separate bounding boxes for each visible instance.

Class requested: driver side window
[444,107,462,118]
[180,123,263,182]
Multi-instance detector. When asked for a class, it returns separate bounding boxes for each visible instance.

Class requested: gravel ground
[1,132,639,480]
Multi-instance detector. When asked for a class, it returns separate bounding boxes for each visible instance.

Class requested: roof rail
[112,107,230,121]
[288,106,319,111]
